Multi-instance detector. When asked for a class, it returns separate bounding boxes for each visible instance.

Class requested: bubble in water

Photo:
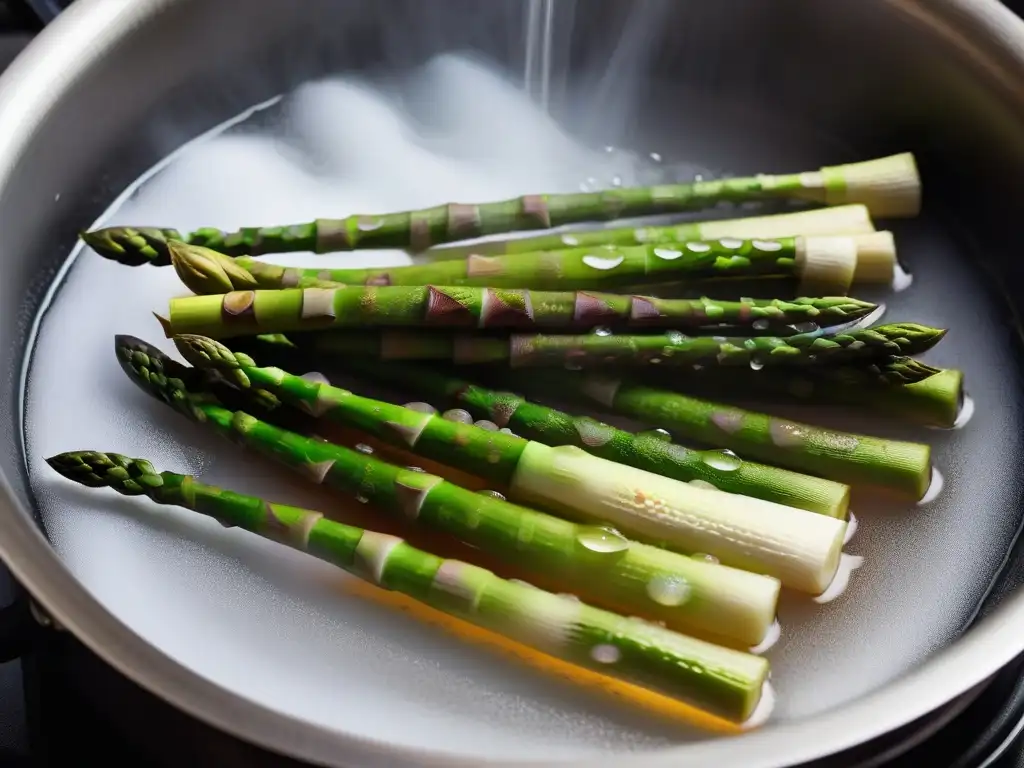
[701,449,742,471]
[917,467,944,505]
[575,525,630,554]
[752,319,771,331]
[474,420,499,431]
[354,443,374,454]
[404,402,437,415]
[590,643,621,664]
[953,394,975,430]
[646,575,691,606]
[592,326,613,337]
[814,554,864,604]
[749,619,781,655]
[442,408,474,424]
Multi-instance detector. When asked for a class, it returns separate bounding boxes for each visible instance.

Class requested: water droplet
[749,358,765,371]
[508,578,538,590]
[688,479,718,491]
[892,263,914,292]
[711,410,745,434]
[953,394,975,429]
[769,419,808,448]
[355,495,369,504]
[582,254,625,271]
[638,428,672,442]
[917,467,944,505]
[590,643,621,664]
[789,322,819,334]
[701,449,742,471]
[442,408,474,424]
[647,575,691,606]
[561,235,580,247]
[357,216,385,231]
[474,420,499,431]
[405,466,425,473]
[691,552,720,564]
[685,241,711,253]
[558,592,581,602]
[404,402,437,415]
[649,151,662,163]
[499,428,518,436]
[814,554,864,604]
[575,526,630,554]
[719,238,744,249]
[611,175,622,187]
[844,512,858,545]
[354,443,374,454]
[478,489,506,501]
[752,319,771,331]
[665,331,685,345]
[749,620,781,655]
[741,681,777,730]
[649,357,662,365]
[752,239,783,252]
[592,326,613,337]
[653,247,683,261]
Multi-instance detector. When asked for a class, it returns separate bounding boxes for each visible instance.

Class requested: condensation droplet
[719,238,744,249]
[582,254,625,271]
[701,449,742,471]
[561,235,580,247]
[474,420,499,431]
[590,644,621,664]
[665,331,685,345]
[575,526,630,554]
[638,428,672,442]
[592,326,613,337]
[647,575,691,606]
[752,239,784,252]
[653,247,683,260]
[685,241,711,253]
[354,443,374,454]
[357,217,385,231]
[749,358,765,371]
[442,408,474,424]
[688,479,718,491]
[404,402,437,415]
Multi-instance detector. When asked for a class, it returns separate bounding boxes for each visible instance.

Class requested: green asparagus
[47,450,770,722]
[162,276,879,335]
[548,372,932,497]
[81,153,918,265]
[317,356,850,517]
[172,232,891,296]
[115,334,785,643]
[431,204,877,258]
[170,319,945,372]
[170,333,848,593]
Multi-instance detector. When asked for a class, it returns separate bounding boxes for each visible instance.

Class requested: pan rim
[2,0,1023,765]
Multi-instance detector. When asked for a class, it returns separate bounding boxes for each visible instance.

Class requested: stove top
[3,1,1024,765]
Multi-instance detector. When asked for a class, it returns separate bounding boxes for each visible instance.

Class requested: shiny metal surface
[1,0,1024,765]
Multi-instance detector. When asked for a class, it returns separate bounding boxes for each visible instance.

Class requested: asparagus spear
[116,335,786,642]
[310,356,850,517]
[166,312,944,371]
[168,334,848,593]
[162,276,879,335]
[667,361,963,429]
[432,204,877,258]
[81,153,918,265]
[47,451,769,721]
[549,373,932,497]
[173,232,893,296]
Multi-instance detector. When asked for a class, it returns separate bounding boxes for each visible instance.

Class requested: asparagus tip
[80,226,178,267]
[169,239,257,295]
[153,313,172,338]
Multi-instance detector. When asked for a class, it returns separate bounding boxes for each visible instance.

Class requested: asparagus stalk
[550,373,932,497]
[81,153,918,265]
[116,335,785,642]
[167,316,945,371]
[667,361,964,429]
[432,204,877,258]
[174,232,894,296]
[316,357,850,517]
[47,451,769,721]
[167,334,848,593]
[162,277,879,335]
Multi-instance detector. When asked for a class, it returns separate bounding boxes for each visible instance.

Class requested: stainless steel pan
[2,0,1024,765]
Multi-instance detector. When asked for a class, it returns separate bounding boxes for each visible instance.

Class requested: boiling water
[21,49,1022,761]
